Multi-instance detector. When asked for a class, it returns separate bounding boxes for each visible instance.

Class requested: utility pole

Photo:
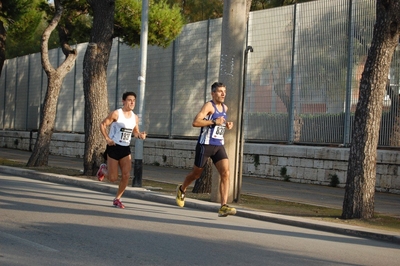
[133,0,148,187]
[211,0,247,203]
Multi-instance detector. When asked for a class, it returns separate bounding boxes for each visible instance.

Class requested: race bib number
[120,128,133,142]
[212,125,225,139]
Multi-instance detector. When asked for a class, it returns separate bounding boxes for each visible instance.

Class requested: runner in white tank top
[98,92,147,208]
[108,108,137,146]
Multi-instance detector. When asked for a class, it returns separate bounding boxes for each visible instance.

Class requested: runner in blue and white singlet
[175,82,237,217]
[198,100,227,146]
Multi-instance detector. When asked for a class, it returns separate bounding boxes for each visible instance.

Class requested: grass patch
[0,158,26,167]
[237,194,342,217]
[141,180,400,233]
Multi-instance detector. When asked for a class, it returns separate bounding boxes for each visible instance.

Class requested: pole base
[133,159,143,187]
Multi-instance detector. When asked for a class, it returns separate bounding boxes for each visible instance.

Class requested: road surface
[1,173,399,265]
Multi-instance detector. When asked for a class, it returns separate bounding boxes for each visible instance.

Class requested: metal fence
[1,0,399,147]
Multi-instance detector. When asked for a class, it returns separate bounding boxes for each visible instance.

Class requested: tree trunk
[217,0,247,203]
[82,0,115,175]
[192,158,212,193]
[27,73,63,166]
[27,0,77,167]
[342,0,400,219]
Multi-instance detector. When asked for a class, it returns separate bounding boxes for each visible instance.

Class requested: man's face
[212,86,226,103]
[124,95,136,110]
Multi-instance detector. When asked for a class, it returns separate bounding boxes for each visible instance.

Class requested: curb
[1,165,399,245]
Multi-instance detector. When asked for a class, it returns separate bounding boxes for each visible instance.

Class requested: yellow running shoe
[218,204,237,217]
[176,185,185,207]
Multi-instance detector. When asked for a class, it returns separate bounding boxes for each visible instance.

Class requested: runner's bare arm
[132,114,147,139]
[223,104,233,129]
[192,102,215,127]
[100,110,118,145]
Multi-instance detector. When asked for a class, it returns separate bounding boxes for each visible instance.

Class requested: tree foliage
[115,0,185,48]
[6,8,45,57]
[4,0,316,60]
[165,0,223,22]
[4,0,62,59]
[164,0,315,23]
[0,0,40,74]
[0,0,32,27]
[251,0,314,10]
[42,0,92,51]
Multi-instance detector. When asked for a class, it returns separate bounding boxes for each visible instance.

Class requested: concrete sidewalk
[1,147,400,244]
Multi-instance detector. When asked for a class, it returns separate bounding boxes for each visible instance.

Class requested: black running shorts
[105,144,131,161]
[194,143,228,168]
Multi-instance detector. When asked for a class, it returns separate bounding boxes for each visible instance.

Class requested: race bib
[120,128,133,142]
[212,125,225,139]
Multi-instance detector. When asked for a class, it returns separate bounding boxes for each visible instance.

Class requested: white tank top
[108,109,136,146]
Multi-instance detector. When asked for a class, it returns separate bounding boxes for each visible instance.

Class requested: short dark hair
[122,91,137,100]
[211,82,225,92]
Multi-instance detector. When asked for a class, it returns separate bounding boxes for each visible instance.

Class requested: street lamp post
[133,0,148,187]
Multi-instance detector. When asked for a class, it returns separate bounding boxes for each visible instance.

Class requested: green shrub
[280,166,290,182]
[329,174,340,187]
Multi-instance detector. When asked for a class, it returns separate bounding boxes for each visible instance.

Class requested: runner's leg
[215,158,230,205]
[115,154,132,199]
[107,155,119,182]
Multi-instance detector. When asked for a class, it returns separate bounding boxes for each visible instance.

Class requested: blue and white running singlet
[108,109,136,146]
[198,100,227,146]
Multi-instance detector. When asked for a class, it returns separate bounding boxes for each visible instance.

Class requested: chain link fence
[1,0,399,147]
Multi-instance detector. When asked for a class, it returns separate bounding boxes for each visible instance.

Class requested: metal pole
[344,0,354,147]
[133,0,148,187]
[235,45,253,202]
[169,41,176,139]
[288,3,298,144]
[26,55,31,130]
[115,38,121,110]
[2,61,7,130]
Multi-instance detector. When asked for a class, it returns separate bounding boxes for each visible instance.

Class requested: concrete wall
[1,130,399,194]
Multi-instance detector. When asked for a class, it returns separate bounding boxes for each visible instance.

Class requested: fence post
[344,0,354,147]
[204,19,211,103]
[1,62,6,129]
[25,55,31,130]
[169,40,176,138]
[72,46,77,132]
[288,3,299,144]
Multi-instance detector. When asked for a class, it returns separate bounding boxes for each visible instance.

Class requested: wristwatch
[212,119,216,126]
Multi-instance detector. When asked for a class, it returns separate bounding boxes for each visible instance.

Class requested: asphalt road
[1,173,399,266]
